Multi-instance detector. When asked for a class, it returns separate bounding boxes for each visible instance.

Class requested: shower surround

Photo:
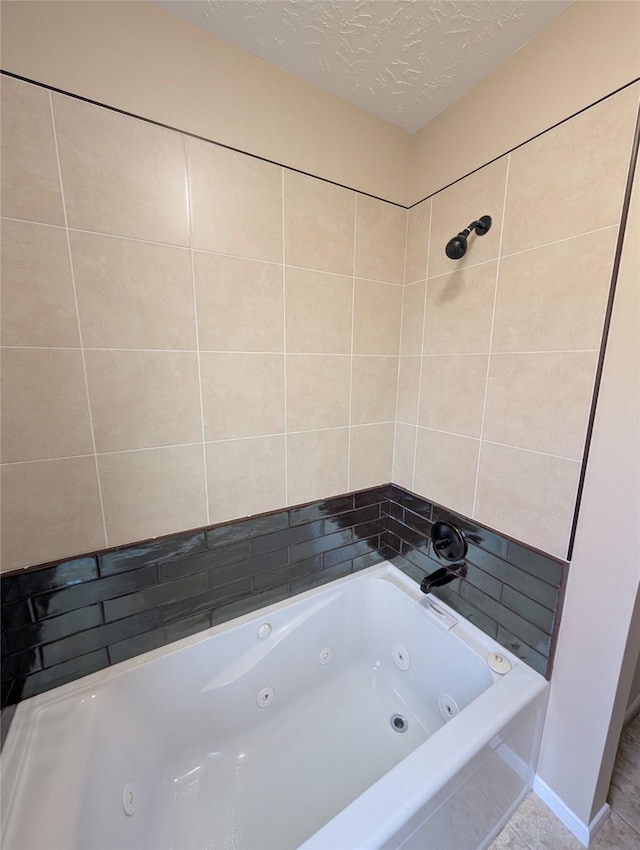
[1,72,638,695]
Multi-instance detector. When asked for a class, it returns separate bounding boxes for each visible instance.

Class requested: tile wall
[1,73,638,575]
[0,75,405,572]
[395,82,640,558]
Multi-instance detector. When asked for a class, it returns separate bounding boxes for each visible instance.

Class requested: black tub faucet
[420,564,466,593]
[420,521,468,595]
[420,567,457,594]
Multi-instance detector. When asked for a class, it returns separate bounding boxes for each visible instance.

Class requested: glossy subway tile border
[0,483,566,711]
[383,484,566,677]
[1,486,392,708]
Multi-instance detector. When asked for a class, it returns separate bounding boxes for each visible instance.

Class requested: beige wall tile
[423,262,497,354]
[483,351,598,459]
[353,279,402,355]
[0,457,105,571]
[349,423,394,490]
[393,423,417,491]
[475,442,580,557]
[493,227,618,353]
[355,195,406,284]
[287,428,349,505]
[1,348,93,462]
[85,350,201,452]
[71,231,196,350]
[351,356,399,425]
[201,352,284,440]
[206,436,286,523]
[419,355,488,438]
[188,138,282,262]
[283,171,355,275]
[0,77,64,225]
[428,157,508,278]
[396,357,421,424]
[502,85,639,255]
[52,94,189,245]
[400,281,426,355]
[285,267,353,354]
[404,200,430,284]
[98,444,207,547]
[414,428,479,517]
[1,220,79,347]
[286,355,350,432]
[195,252,283,352]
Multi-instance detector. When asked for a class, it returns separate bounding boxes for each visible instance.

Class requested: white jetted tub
[1,563,548,850]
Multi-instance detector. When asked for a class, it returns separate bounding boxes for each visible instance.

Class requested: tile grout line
[281,169,288,504]
[0,422,575,468]
[392,209,410,480]
[411,199,432,492]
[0,345,602,356]
[0,215,405,287]
[48,91,109,549]
[0,346,407,357]
[183,135,211,526]
[608,800,640,838]
[472,153,511,517]
[503,809,537,850]
[407,426,582,463]
[422,222,621,282]
[498,222,620,261]
[421,349,600,357]
[347,194,358,491]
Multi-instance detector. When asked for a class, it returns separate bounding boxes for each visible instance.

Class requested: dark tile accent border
[382,485,567,678]
[1,484,567,717]
[1,488,390,708]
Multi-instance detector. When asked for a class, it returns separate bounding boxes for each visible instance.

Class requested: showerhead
[445,215,492,260]
[445,233,468,260]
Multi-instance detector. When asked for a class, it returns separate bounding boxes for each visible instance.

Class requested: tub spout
[420,564,465,595]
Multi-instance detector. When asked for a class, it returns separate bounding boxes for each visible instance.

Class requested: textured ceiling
[156,0,574,133]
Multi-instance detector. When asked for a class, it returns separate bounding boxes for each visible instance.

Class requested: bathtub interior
[374,703,544,850]
[1,565,546,850]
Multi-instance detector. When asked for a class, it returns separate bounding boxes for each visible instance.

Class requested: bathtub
[1,563,548,850]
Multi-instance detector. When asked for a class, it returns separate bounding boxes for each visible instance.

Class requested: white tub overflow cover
[487,652,512,675]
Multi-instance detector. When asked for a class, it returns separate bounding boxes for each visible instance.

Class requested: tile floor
[489,710,640,849]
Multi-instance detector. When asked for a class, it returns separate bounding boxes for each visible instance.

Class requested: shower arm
[460,218,490,238]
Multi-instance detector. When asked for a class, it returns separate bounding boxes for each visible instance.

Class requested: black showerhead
[445,233,468,260]
[445,215,492,260]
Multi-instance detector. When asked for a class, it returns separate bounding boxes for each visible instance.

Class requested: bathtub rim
[300,661,548,849]
[0,562,532,752]
[1,562,548,844]
[1,563,522,722]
